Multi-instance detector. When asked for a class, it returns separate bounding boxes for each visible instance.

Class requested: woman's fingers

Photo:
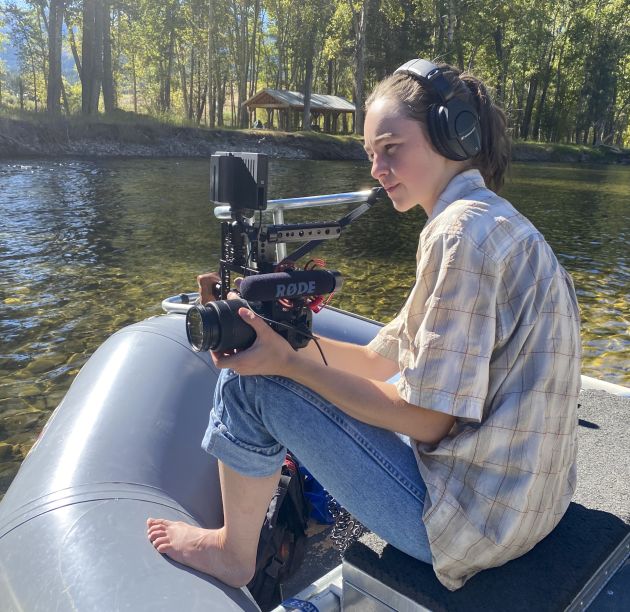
[210,309,292,376]
[197,272,221,303]
[197,272,245,303]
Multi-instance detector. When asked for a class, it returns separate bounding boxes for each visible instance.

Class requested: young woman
[147,59,581,591]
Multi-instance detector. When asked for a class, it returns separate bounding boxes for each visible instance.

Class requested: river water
[1,158,629,494]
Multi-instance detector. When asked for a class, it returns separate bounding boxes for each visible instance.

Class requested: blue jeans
[202,369,433,564]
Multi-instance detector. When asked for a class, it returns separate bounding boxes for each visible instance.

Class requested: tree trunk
[532,55,554,141]
[217,74,226,126]
[47,0,64,114]
[61,80,69,114]
[454,15,464,70]
[35,5,48,91]
[229,77,236,126]
[164,4,177,112]
[31,60,38,111]
[67,21,82,81]
[91,0,104,113]
[208,0,215,127]
[102,0,116,113]
[324,60,333,132]
[131,51,138,113]
[302,47,314,131]
[549,41,568,141]
[434,0,445,57]
[177,43,188,119]
[253,18,263,96]
[197,83,208,124]
[81,0,95,114]
[189,49,195,120]
[493,25,508,106]
[235,1,254,127]
[249,0,260,99]
[348,0,369,136]
[520,74,538,139]
[195,53,202,122]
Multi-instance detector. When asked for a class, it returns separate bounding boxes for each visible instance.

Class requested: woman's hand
[211,308,299,377]
[197,272,221,304]
[198,272,245,303]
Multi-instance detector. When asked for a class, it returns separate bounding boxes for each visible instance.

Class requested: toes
[148,526,167,541]
[147,517,171,528]
[153,537,172,553]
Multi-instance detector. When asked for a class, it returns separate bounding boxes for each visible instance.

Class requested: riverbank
[0,113,365,161]
[1,112,629,163]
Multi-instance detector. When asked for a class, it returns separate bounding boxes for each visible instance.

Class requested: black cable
[243,302,329,366]
[311,336,329,366]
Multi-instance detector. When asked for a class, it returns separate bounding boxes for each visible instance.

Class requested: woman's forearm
[211,309,452,444]
[299,336,398,381]
[284,353,455,445]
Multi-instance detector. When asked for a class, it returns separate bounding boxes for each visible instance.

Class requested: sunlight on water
[1,158,628,494]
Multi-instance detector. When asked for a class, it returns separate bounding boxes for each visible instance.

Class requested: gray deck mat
[342,389,630,611]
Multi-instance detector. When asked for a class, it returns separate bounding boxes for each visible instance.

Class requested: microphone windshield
[240,270,342,302]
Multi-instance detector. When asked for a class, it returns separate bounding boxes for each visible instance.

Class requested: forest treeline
[0,0,628,146]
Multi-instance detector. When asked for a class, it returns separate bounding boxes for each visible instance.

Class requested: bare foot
[146,518,254,588]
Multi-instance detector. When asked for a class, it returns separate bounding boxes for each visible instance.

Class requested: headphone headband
[394,59,454,104]
[393,58,481,161]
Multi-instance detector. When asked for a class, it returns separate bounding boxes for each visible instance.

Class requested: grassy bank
[511,140,630,164]
[0,109,628,164]
[0,109,366,161]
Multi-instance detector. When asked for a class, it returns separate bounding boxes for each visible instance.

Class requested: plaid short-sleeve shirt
[368,169,581,590]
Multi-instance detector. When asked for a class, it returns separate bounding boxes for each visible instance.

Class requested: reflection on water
[1,159,629,493]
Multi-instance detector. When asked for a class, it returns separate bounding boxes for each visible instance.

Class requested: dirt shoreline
[0,116,366,161]
[0,115,628,164]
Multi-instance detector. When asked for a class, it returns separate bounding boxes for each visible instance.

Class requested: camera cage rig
[210,151,383,300]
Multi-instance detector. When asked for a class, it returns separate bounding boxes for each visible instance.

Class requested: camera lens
[185,299,256,352]
[186,307,209,351]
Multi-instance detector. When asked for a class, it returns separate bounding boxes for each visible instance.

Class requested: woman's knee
[215,371,257,417]
[215,372,289,421]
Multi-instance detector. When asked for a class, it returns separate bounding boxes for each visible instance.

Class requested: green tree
[3,1,48,111]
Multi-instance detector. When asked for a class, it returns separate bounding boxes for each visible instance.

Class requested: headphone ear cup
[427,104,455,159]
[454,110,482,158]
[428,103,480,161]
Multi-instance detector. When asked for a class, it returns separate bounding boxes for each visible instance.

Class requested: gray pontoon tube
[0,313,258,611]
[0,304,380,611]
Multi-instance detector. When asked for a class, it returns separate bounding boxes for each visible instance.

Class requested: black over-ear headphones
[394,58,481,161]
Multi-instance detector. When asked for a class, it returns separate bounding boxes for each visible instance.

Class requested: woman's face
[364,97,457,215]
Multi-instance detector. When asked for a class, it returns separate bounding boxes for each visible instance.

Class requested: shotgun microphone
[239,270,343,302]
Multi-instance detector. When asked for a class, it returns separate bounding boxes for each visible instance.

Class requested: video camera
[185,152,382,353]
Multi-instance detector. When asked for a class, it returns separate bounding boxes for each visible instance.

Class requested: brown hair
[365,63,511,193]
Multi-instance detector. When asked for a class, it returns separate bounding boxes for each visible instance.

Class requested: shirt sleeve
[397,232,500,422]
[366,311,402,362]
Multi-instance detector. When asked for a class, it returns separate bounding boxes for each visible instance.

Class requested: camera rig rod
[213,190,379,220]
[283,186,383,263]
[218,187,384,299]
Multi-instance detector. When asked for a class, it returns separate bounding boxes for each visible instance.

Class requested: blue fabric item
[299,465,334,525]
[280,598,320,612]
[202,369,433,565]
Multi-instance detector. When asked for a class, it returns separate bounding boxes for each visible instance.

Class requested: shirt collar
[428,169,487,222]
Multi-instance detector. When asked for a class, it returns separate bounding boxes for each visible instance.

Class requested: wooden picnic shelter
[243,88,355,133]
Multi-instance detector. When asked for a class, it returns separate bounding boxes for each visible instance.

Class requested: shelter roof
[243,89,355,112]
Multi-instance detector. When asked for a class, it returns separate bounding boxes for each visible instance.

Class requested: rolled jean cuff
[201,409,286,479]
